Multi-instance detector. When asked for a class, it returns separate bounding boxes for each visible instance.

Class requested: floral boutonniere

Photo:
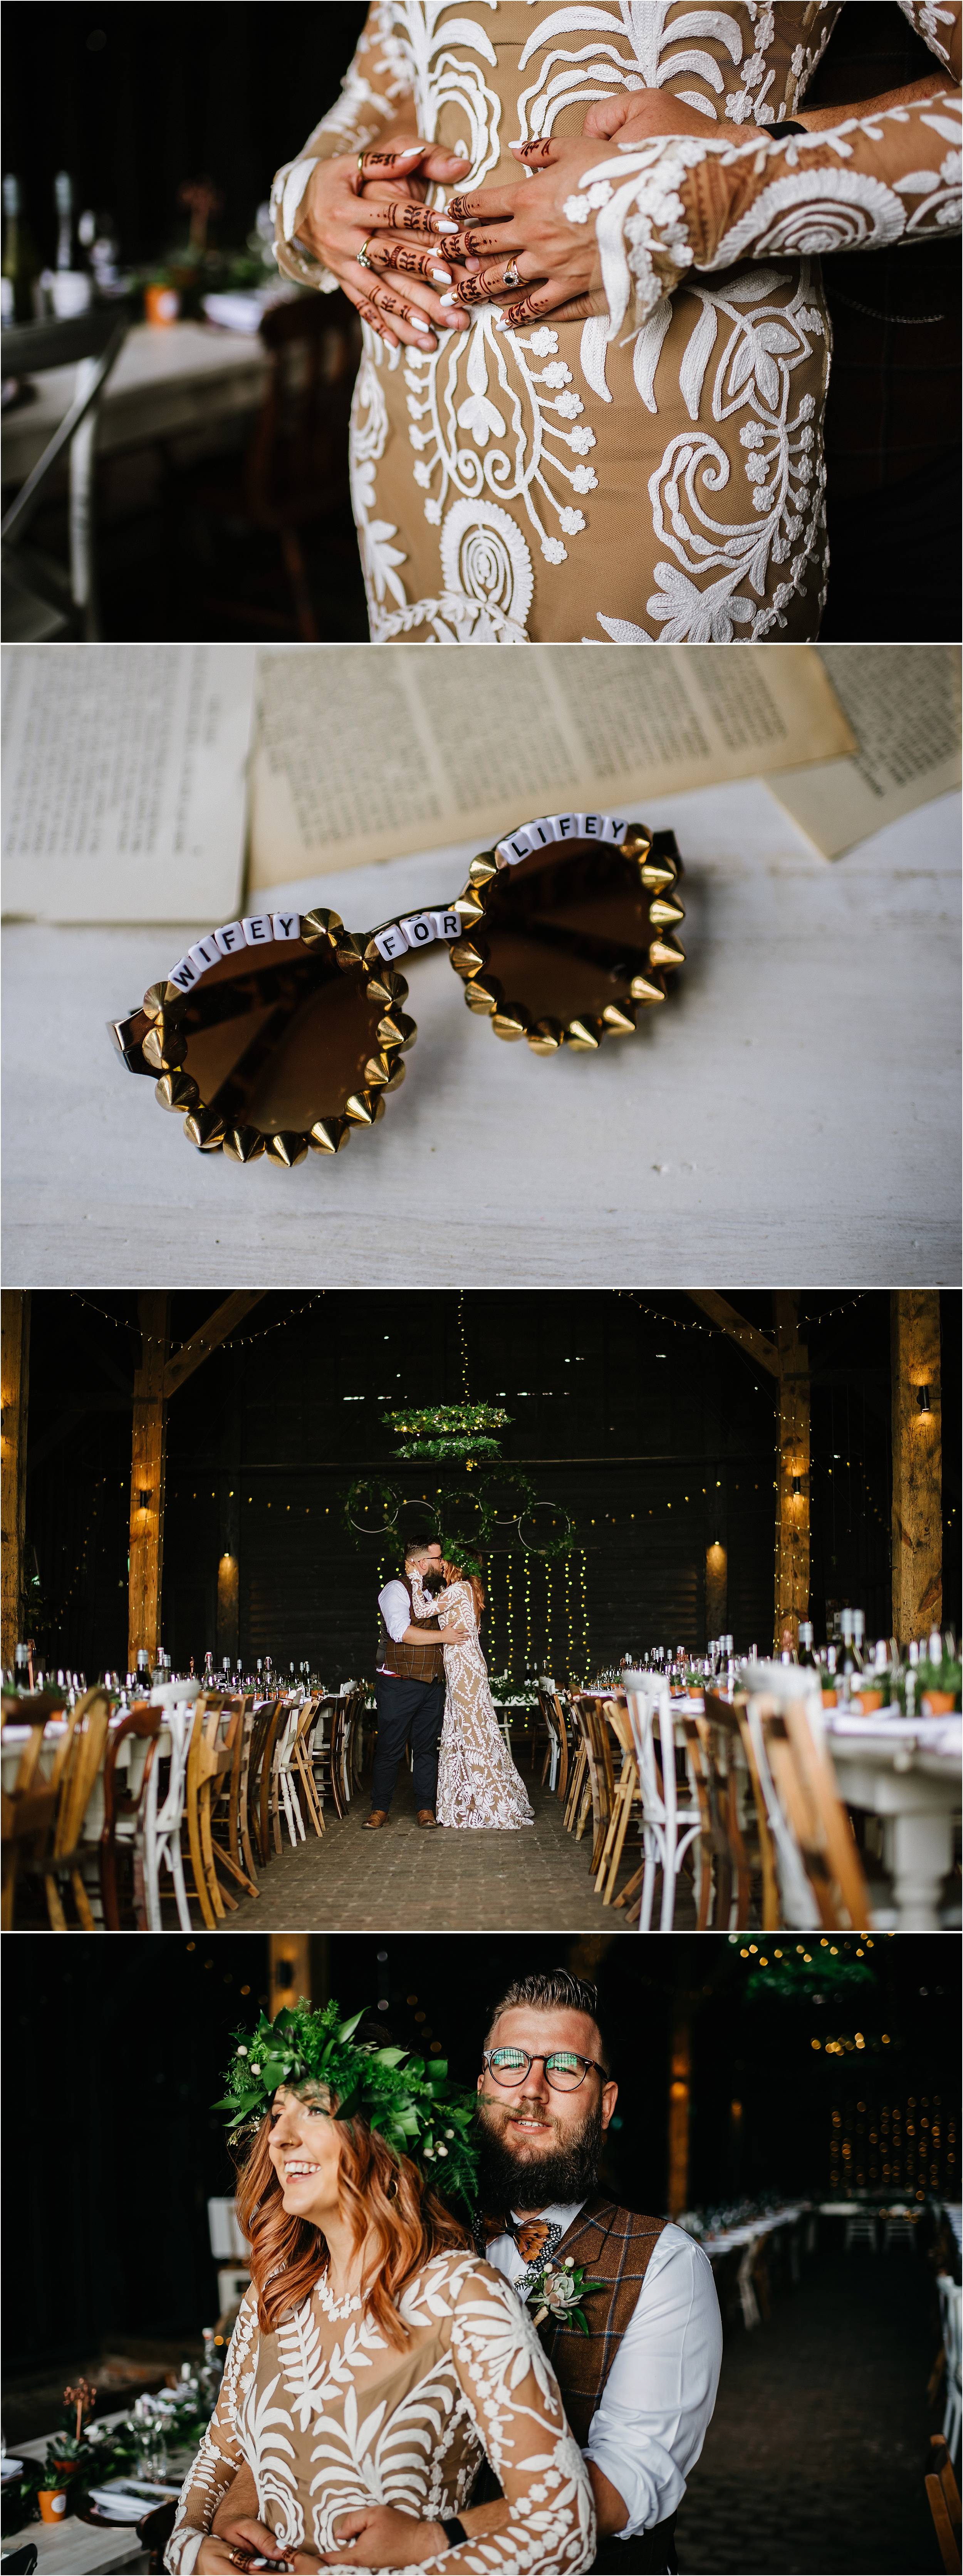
[524,2256,605,2336]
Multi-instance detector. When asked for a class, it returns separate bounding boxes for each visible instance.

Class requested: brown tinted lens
[173,941,384,1131]
[478,841,652,1021]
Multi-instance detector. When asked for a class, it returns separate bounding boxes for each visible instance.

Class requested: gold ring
[503,258,520,288]
[357,236,374,269]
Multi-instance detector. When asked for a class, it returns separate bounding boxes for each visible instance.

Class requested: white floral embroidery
[410,1573,534,1827]
[166,2255,596,2576]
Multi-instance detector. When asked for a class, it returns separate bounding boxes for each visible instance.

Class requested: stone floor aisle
[676,2246,941,2574]
[216,1776,696,1932]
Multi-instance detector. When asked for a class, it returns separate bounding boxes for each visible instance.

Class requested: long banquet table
[1,319,270,486]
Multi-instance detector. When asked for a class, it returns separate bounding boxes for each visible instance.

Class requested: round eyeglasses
[483,2048,604,2093]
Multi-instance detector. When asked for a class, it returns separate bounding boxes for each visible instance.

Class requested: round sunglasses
[108,814,685,1165]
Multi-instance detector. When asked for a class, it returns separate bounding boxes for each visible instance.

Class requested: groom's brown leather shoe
[363,1809,390,1829]
[416,1809,438,1828]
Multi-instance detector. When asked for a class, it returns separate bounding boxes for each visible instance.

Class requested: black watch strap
[766,119,807,138]
[440,2518,468,2549]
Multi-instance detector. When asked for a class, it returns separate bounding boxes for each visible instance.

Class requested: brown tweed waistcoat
[377,1575,445,1682]
[543,2199,675,2576]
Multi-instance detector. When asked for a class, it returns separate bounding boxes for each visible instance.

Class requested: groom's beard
[476,2093,603,2211]
[419,1568,445,1596]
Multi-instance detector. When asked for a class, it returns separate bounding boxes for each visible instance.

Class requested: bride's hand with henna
[290,138,473,349]
[441,95,716,325]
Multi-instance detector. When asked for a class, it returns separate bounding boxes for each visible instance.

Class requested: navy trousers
[371,1673,444,1814]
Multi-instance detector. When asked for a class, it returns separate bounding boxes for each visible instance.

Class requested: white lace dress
[166,2250,594,2574]
[412,1573,534,1830]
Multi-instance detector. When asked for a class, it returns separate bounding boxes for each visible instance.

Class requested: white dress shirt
[486,2203,721,2542]
[377,1580,415,1673]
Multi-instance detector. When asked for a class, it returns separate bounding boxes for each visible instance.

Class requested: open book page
[767,646,962,858]
[248,642,855,886]
[0,644,255,923]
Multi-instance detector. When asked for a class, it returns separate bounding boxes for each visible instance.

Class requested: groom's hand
[319,2505,446,2565]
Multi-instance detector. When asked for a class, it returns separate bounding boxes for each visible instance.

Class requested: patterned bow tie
[483,2213,555,2265]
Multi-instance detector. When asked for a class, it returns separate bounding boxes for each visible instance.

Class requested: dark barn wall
[3,3,369,271]
[20,1294,958,1679]
[160,1293,778,1679]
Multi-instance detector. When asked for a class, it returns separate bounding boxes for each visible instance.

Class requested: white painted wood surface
[2,778,959,1288]
[1,321,269,483]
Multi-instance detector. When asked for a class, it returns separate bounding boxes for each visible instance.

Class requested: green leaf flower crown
[213,1997,479,2207]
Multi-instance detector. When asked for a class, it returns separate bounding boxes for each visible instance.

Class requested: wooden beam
[774,1293,810,1649]
[666,1995,692,2218]
[163,1293,265,1399]
[891,1292,942,1639]
[128,1294,169,1671]
[1,1292,31,1668]
[686,1292,780,1377]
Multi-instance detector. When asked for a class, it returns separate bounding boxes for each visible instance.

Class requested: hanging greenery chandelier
[342,1397,573,1567]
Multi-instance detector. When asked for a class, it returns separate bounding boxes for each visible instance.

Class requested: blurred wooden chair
[569,1696,614,1874]
[186,292,360,640]
[43,1686,112,1927]
[750,1691,872,1930]
[310,1694,349,1822]
[1,1698,63,1927]
[595,1697,641,1904]
[290,1696,326,1837]
[100,1700,162,1928]
[207,1696,260,1901]
[619,1685,703,1931]
[1,307,129,638]
[926,2435,961,2573]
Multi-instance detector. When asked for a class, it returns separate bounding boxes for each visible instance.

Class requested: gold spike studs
[154,1071,200,1113]
[302,908,343,944]
[141,983,167,1024]
[454,892,486,928]
[463,977,501,1016]
[601,1003,637,1034]
[648,895,686,928]
[468,850,499,885]
[649,934,686,971]
[382,1059,407,1092]
[639,858,678,891]
[141,1023,183,1074]
[630,972,667,1006]
[565,1019,602,1051]
[265,1131,309,1166]
[222,1126,267,1164]
[309,1117,349,1154]
[527,1019,563,1055]
[183,1107,228,1151]
[491,1004,529,1042]
[450,939,486,978]
[621,824,653,860]
[344,1092,386,1127]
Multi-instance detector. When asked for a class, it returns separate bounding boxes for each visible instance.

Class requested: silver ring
[503,258,520,288]
[357,236,374,270]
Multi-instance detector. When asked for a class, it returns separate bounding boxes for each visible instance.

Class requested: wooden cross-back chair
[1,1694,65,1928]
[100,1701,163,1928]
[695,1692,769,1930]
[310,1694,349,1822]
[593,1697,641,1904]
[42,1686,112,1928]
[562,1694,591,1837]
[206,1696,261,1901]
[615,1687,703,1931]
[342,1688,369,1806]
[536,1690,570,1801]
[749,1691,873,1930]
[927,2436,961,2574]
[568,1695,616,1876]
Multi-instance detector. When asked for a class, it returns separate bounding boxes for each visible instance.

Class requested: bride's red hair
[233,2109,469,2345]
[447,1559,486,1624]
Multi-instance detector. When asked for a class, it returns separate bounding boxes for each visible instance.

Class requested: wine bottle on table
[2,175,41,324]
[54,170,73,272]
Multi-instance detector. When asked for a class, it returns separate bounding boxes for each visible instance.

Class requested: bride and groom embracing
[366,1537,533,1834]
[171,1969,722,2575]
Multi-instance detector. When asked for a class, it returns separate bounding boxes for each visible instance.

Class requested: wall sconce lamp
[792,1475,802,1498]
[136,1487,151,1511]
[916,1384,932,1416]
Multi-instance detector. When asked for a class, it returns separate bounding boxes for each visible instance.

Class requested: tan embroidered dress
[272,2,959,643]
[166,2250,595,2574]
[412,1572,534,1828]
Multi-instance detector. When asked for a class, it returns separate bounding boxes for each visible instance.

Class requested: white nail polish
[436,219,459,234]
[431,267,452,283]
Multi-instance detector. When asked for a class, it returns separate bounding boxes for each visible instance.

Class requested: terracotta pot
[144,283,180,326]
[851,1689,884,1713]
[38,2489,69,2522]
[820,1688,837,1708]
[921,1689,958,1715]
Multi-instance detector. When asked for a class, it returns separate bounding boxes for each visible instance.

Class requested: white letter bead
[188,935,221,976]
[242,914,273,945]
[271,912,300,942]
[605,816,627,841]
[168,953,201,991]
[554,814,577,839]
[582,813,604,836]
[214,921,244,955]
[399,912,435,947]
[524,816,558,848]
[430,910,460,940]
[496,827,538,867]
[373,923,409,962]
